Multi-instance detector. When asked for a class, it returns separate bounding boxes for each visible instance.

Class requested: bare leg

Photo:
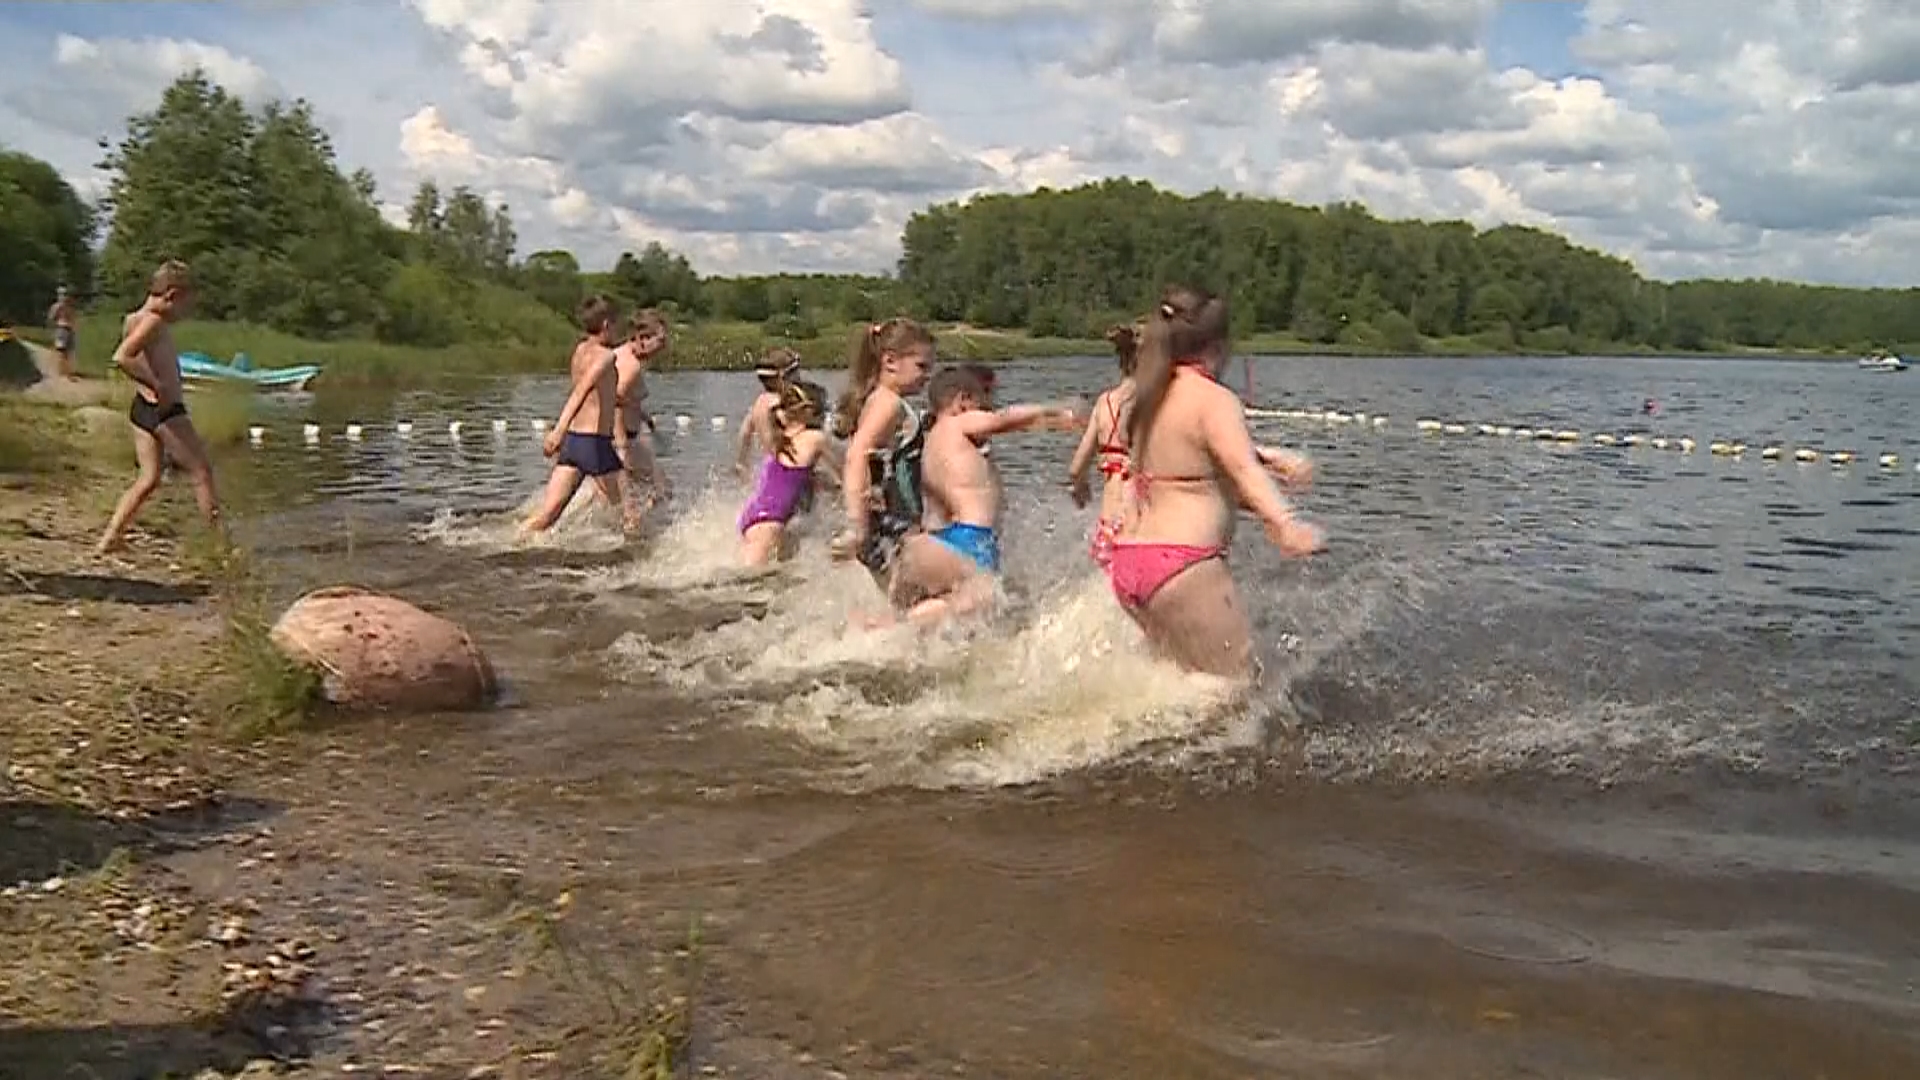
[590,472,638,532]
[522,466,585,534]
[97,426,165,554]
[1134,557,1254,680]
[156,418,224,540]
[740,522,783,566]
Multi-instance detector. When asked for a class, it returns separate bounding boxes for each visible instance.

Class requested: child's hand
[1256,446,1313,491]
[829,526,864,562]
[1047,400,1087,432]
[1069,474,1092,509]
[1265,516,1324,557]
[542,429,562,458]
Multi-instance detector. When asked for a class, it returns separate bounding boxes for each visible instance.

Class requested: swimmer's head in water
[148,259,195,319]
[834,317,934,438]
[757,347,802,391]
[928,366,991,417]
[577,294,619,345]
[1129,284,1231,461]
[775,378,828,430]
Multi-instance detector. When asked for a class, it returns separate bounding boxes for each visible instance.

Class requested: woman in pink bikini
[1106,285,1325,679]
[1067,321,1143,568]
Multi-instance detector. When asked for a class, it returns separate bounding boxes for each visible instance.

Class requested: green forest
[3,67,1917,363]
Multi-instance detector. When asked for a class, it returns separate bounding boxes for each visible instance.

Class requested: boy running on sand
[521,295,638,536]
[871,364,1080,630]
[97,260,224,555]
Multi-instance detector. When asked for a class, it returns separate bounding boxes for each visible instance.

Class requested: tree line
[2,67,1914,357]
[899,179,1920,354]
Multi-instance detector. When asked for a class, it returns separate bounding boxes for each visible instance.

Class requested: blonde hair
[831,317,932,440]
[1128,286,1230,465]
[148,259,192,297]
[630,307,666,336]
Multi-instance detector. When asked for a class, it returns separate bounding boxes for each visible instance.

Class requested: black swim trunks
[129,395,189,435]
[557,432,623,477]
[53,326,76,354]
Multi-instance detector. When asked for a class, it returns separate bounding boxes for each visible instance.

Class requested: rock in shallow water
[269,586,497,712]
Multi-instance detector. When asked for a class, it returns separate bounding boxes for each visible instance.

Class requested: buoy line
[1244,407,1912,472]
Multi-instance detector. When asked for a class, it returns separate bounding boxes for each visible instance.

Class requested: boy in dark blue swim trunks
[521,295,638,537]
[883,364,1079,629]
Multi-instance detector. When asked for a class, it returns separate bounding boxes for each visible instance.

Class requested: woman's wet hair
[1127,285,1231,464]
[833,317,932,439]
[630,307,666,337]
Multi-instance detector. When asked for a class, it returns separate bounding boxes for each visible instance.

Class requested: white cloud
[0,0,1916,285]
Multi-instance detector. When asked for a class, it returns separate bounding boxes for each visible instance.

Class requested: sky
[3,0,1919,286]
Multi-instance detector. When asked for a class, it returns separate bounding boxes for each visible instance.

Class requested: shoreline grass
[10,314,1855,395]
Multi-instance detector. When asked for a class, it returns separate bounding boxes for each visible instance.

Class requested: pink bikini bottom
[1105,541,1226,610]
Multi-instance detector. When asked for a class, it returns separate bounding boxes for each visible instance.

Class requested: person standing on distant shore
[46,285,77,379]
[97,261,224,555]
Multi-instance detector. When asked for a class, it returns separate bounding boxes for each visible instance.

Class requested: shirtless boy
[613,307,670,513]
[884,365,1079,629]
[47,285,77,379]
[97,260,224,555]
[522,295,638,536]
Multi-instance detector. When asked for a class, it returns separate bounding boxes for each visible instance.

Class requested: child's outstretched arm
[1066,398,1101,507]
[1204,398,1322,557]
[953,401,1083,440]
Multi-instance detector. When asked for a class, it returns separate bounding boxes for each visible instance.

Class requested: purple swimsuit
[738,455,815,533]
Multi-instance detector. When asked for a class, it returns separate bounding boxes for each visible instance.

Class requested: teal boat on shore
[179,351,322,392]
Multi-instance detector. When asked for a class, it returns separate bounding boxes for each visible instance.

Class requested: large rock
[269,586,498,712]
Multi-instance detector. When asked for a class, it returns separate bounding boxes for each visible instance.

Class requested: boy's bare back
[567,340,618,436]
[923,420,1000,527]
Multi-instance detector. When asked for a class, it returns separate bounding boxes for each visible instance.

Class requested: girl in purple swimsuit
[739,379,840,566]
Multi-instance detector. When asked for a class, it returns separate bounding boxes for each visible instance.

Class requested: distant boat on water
[179,350,322,392]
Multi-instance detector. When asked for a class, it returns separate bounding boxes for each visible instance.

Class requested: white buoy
[1492,424,1512,436]
[710,415,726,430]
[448,420,463,438]
[345,423,363,440]
[1829,451,1855,466]
[1878,453,1899,468]
[396,422,413,437]
[1710,441,1732,456]
[1555,430,1579,442]
[1678,437,1695,453]
[1593,433,1617,446]
[1793,447,1817,462]
[528,418,544,433]
[1477,423,1497,436]
[675,415,693,431]
[1443,423,1467,435]
[1515,427,1536,439]
[1372,416,1388,427]
[491,418,508,434]
[1651,437,1669,450]
[1761,446,1782,460]
[248,426,265,444]
[1415,419,1441,432]
[303,423,321,444]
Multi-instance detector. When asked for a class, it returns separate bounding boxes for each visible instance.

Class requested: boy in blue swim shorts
[884,364,1080,630]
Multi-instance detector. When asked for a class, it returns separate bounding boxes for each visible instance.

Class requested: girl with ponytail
[1067,319,1145,567]
[1105,285,1324,679]
[828,318,935,601]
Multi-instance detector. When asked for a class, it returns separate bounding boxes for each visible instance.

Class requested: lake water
[218,354,1919,1078]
